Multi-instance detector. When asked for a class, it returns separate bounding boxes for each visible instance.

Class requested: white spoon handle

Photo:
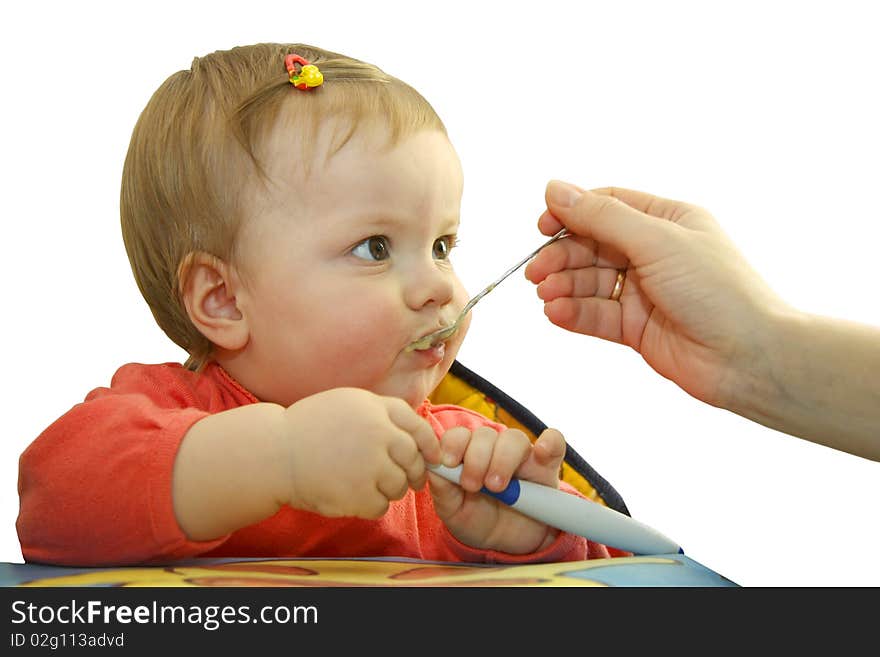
[428,463,681,555]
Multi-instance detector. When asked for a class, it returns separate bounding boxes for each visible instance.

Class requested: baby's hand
[428,426,567,554]
[281,388,441,519]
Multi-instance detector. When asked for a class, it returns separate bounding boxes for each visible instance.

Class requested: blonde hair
[120,43,446,370]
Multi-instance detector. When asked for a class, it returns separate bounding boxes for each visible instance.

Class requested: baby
[17,43,624,566]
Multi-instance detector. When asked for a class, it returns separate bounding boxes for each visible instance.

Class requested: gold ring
[610,269,626,301]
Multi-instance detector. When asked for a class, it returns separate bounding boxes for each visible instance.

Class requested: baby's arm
[18,387,217,565]
[171,402,289,541]
[18,364,440,565]
[173,388,441,541]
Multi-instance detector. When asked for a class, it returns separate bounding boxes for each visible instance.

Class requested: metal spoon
[406,228,569,352]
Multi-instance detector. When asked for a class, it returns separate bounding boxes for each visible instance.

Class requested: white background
[2,0,877,586]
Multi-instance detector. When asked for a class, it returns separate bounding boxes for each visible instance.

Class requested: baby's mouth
[406,323,457,352]
[409,340,446,366]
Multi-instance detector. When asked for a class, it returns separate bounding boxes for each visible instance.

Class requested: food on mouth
[406,325,457,352]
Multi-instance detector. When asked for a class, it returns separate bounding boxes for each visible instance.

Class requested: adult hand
[525,181,785,409]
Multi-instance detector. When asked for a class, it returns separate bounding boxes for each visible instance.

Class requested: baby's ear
[178,252,249,352]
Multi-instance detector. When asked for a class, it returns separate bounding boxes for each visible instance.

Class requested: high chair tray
[1,555,736,587]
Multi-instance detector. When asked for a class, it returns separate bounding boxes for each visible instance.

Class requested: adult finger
[536,180,587,235]
[525,232,595,284]
[543,296,624,343]
[590,186,691,221]
[525,231,626,284]
[536,267,623,302]
[545,180,673,266]
[592,187,719,233]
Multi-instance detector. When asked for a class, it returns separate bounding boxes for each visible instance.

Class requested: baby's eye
[351,236,390,261]
[433,235,459,260]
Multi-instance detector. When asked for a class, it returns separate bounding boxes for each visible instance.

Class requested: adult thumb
[545,180,666,262]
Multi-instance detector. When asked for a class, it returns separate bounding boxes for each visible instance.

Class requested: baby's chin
[377,370,449,409]
[392,381,438,409]
[366,335,463,406]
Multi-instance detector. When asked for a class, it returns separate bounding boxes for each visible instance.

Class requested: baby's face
[230,122,469,408]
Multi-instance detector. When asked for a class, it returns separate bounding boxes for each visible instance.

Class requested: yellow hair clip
[285,54,324,90]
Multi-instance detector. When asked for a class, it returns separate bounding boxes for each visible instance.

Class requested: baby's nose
[404,264,455,310]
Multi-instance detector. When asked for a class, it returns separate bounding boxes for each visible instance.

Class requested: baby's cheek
[318,307,399,369]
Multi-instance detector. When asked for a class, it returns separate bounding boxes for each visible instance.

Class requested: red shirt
[17,362,622,566]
